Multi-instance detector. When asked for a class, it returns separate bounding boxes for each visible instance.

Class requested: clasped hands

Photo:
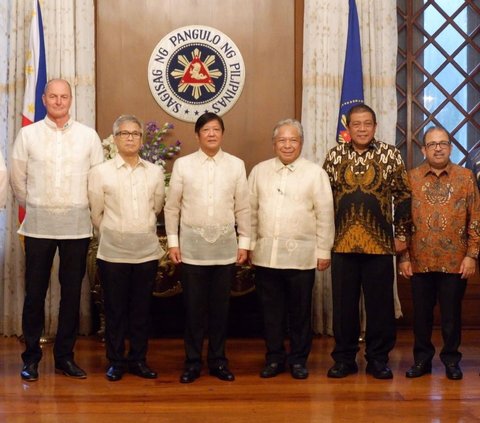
[398,256,476,280]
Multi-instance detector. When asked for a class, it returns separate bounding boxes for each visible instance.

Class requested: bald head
[44,79,72,97]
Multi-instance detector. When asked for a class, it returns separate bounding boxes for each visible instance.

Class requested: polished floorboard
[1,329,479,422]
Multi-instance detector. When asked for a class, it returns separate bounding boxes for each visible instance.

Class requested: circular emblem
[147,25,246,123]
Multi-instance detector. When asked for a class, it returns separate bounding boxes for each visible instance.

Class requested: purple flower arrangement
[140,121,181,169]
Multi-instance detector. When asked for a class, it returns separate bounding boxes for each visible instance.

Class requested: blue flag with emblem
[336,0,364,143]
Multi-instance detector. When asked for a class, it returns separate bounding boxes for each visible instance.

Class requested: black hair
[194,112,225,134]
[346,104,377,126]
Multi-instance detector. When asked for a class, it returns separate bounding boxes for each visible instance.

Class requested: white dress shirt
[248,156,335,269]
[10,116,104,239]
[164,148,250,265]
[88,155,165,264]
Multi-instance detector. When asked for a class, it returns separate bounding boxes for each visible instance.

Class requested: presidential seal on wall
[147,25,246,123]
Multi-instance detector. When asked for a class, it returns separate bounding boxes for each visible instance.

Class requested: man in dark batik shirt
[323,104,412,380]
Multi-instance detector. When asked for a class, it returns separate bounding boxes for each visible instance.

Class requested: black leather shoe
[128,362,157,379]
[445,363,463,380]
[327,362,358,378]
[180,367,200,383]
[55,360,87,379]
[290,363,309,380]
[106,365,124,382]
[260,362,285,378]
[209,365,235,381]
[21,362,39,382]
[405,361,432,378]
[366,362,393,379]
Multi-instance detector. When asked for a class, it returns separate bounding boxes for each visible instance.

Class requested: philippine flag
[22,0,47,127]
[336,0,364,143]
[19,0,47,221]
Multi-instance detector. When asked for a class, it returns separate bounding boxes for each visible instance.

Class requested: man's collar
[274,156,300,172]
[114,154,145,169]
[421,160,452,176]
[44,115,73,130]
[346,138,379,153]
[197,148,224,162]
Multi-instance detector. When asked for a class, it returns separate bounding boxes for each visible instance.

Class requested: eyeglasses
[275,137,301,146]
[425,141,451,150]
[115,131,143,140]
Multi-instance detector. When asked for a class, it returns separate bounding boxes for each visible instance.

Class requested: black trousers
[181,263,235,369]
[255,266,315,366]
[21,236,90,365]
[97,259,158,367]
[411,272,466,365]
[331,253,396,365]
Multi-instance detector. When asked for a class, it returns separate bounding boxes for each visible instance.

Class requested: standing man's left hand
[237,249,248,265]
[459,256,476,279]
[317,258,331,271]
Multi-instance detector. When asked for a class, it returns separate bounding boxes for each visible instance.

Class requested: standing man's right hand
[398,260,413,279]
[169,247,182,264]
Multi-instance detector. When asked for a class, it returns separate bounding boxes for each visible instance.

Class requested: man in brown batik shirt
[399,126,480,381]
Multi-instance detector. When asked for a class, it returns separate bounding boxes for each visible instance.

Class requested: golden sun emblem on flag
[338,114,351,143]
[170,48,223,100]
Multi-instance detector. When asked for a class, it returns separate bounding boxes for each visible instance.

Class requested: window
[397,0,480,168]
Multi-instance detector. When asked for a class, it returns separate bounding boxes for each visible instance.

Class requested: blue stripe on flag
[34,0,47,122]
[336,0,364,143]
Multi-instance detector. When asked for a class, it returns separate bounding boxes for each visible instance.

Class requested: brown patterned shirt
[405,161,480,273]
[323,140,412,255]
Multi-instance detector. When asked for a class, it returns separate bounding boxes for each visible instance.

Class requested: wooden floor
[1,329,480,422]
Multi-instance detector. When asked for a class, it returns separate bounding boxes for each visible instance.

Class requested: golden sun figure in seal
[170,48,223,100]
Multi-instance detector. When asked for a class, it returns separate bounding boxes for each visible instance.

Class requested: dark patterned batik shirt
[405,161,480,273]
[323,139,412,255]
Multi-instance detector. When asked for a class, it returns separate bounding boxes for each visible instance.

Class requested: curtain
[0,0,96,336]
[302,0,399,335]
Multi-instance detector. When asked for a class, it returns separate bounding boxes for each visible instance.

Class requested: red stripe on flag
[21,116,33,127]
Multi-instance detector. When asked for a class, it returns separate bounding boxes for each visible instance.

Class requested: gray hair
[272,118,304,140]
[422,125,449,145]
[112,115,143,136]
